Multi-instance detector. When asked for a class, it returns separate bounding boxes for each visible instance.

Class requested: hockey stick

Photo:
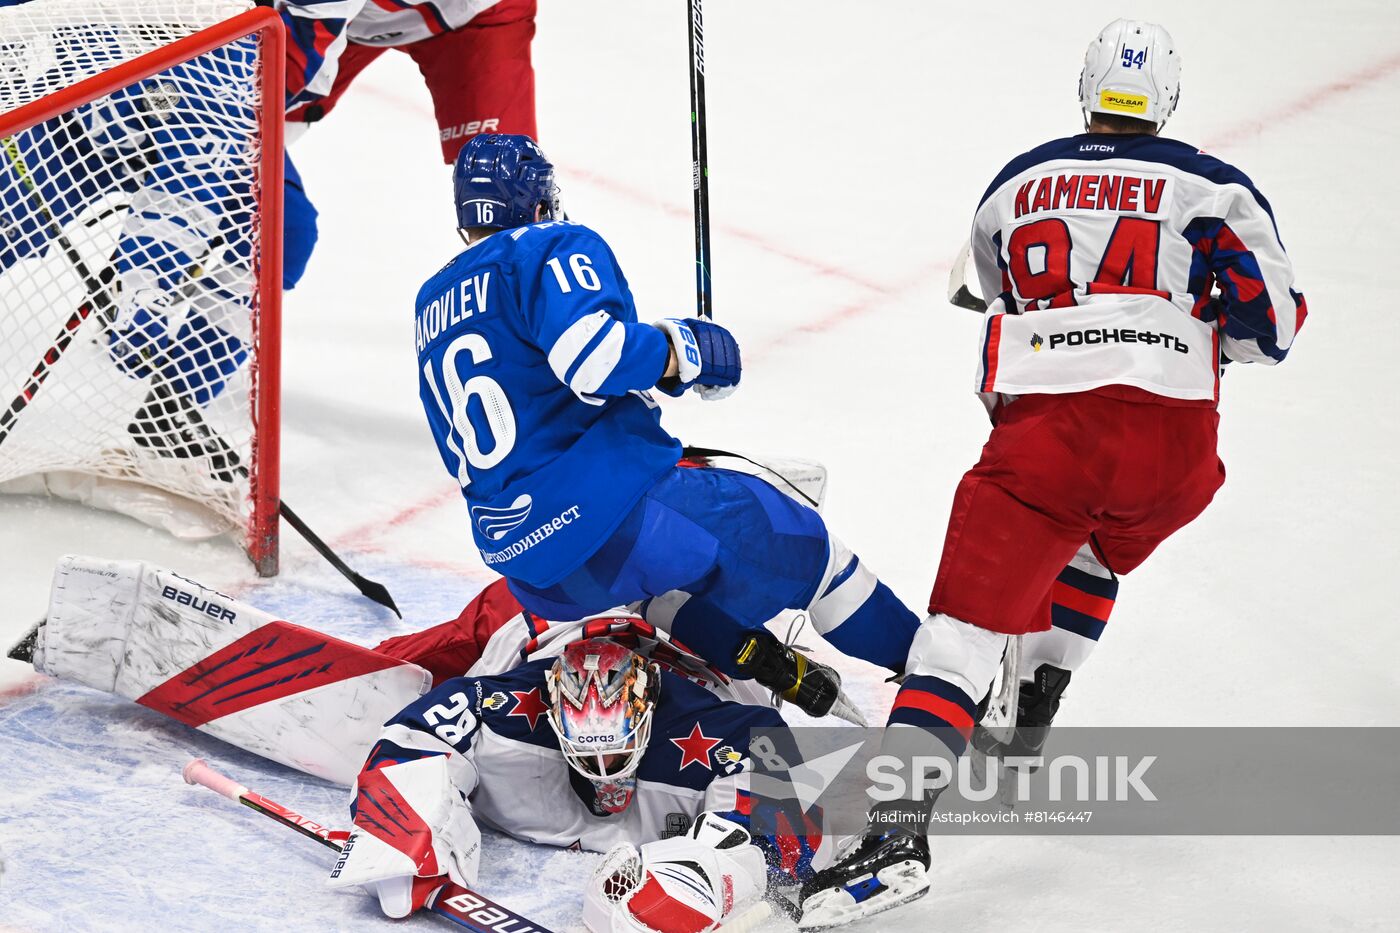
[0,133,398,615]
[0,132,125,448]
[6,620,41,662]
[681,444,820,509]
[140,389,401,616]
[947,238,988,313]
[182,759,557,933]
[687,0,714,320]
[277,501,400,617]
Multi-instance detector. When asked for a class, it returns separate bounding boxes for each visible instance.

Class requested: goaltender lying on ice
[24,553,839,932]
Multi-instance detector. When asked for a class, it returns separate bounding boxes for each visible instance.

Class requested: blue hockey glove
[654,317,741,400]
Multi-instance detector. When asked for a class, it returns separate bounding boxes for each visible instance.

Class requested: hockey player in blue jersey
[413,133,922,719]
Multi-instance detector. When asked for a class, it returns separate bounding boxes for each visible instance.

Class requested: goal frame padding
[0,7,285,575]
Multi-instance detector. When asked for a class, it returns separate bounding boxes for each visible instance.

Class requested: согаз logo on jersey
[472,494,533,541]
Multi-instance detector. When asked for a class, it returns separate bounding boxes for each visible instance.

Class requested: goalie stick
[0,129,398,615]
[182,758,557,933]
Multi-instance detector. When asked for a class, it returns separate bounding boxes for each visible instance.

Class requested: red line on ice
[0,672,46,705]
[342,48,1400,551]
[1202,50,1400,151]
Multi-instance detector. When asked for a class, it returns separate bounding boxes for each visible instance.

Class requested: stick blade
[353,574,401,618]
[277,501,402,617]
[945,239,989,313]
[949,284,989,313]
[7,620,41,662]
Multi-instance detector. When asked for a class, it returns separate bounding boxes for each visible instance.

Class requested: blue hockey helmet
[453,134,561,231]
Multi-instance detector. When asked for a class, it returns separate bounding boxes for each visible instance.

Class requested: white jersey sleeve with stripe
[969,133,1308,404]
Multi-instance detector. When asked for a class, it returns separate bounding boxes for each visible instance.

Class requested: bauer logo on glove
[654,318,741,400]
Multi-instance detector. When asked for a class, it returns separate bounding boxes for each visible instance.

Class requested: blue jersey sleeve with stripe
[517,225,672,401]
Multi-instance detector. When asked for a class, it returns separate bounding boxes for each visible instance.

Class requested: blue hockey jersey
[415,221,682,586]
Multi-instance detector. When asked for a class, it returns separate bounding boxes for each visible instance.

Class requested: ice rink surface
[3,0,1400,929]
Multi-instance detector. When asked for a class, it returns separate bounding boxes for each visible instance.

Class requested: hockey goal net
[0,0,283,574]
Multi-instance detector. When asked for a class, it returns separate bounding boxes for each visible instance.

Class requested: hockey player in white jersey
[26,554,826,931]
[329,633,828,928]
[798,19,1308,928]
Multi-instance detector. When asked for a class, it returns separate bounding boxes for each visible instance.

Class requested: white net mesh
[0,0,273,562]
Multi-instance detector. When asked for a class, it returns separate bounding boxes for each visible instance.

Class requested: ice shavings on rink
[5,0,1400,930]
[0,566,599,933]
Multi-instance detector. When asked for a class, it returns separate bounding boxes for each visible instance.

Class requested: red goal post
[0,3,284,575]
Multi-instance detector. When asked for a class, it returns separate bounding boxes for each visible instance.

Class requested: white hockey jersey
[361,657,826,880]
[970,133,1307,404]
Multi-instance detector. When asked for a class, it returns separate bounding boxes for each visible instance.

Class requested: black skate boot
[734,629,842,719]
[972,663,1071,764]
[128,391,240,483]
[1007,663,1071,757]
[797,799,934,929]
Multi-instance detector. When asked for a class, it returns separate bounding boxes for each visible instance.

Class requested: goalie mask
[546,637,661,814]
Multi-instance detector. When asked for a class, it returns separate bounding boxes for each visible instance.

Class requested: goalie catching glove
[654,318,741,400]
[327,755,481,918]
[584,812,769,933]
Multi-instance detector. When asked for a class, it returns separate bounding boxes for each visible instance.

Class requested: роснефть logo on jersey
[472,494,533,540]
[1041,329,1190,354]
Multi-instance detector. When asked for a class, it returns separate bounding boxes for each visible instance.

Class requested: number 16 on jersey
[423,332,517,489]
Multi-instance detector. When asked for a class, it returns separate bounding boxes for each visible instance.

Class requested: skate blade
[797,861,930,930]
[828,688,869,726]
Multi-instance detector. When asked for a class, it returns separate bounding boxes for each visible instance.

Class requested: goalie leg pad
[34,555,431,785]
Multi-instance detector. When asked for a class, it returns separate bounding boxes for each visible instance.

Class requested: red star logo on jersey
[507,687,549,731]
[670,722,721,771]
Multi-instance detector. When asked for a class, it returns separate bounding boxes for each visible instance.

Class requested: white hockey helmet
[1078,19,1181,129]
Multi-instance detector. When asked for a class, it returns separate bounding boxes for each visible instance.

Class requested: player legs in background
[509,465,923,715]
[798,391,1223,925]
[998,546,1119,755]
[407,0,539,163]
[281,0,537,160]
[284,43,388,133]
[278,0,537,283]
[280,43,386,289]
[281,151,317,290]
